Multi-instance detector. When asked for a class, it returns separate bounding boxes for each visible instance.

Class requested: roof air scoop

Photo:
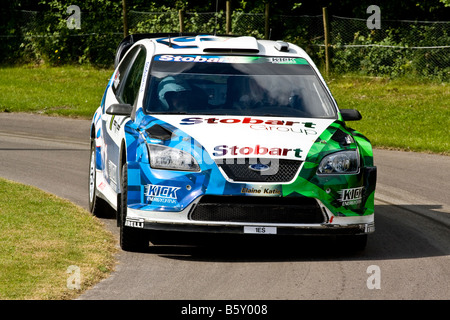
[197,36,260,53]
[274,41,289,52]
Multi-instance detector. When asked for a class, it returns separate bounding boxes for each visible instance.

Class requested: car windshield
[143,55,336,118]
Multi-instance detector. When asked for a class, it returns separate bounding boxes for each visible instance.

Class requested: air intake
[274,41,289,52]
[190,196,325,224]
[197,36,259,53]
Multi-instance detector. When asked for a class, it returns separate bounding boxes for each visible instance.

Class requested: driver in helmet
[158,76,192,112]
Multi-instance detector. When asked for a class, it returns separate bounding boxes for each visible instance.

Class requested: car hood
[152,115,336,161]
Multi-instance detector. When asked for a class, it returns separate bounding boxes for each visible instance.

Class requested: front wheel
[88,140,106,216]
[119,163,148,252]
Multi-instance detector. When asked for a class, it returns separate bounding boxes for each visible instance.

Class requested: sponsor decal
[213,145,303,159]
[268,57,297,64]
[153,115,334,161]
[241,187,281,195]
[155,55,308,65]
[180,117,316,128]
[156,55,226,63]
[180,117,318,136]
[108,160,117,184]
[113,71,120,89]
[109,115,114,130]
[140,61,150,93]
[249,124,317,135]
[145,184,181,204]
[338,187,364,206]
[125,217,144,228]
[98,181,106,191]
[110,116,125,134]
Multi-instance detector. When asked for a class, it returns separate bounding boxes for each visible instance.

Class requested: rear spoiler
[114,32,242,68]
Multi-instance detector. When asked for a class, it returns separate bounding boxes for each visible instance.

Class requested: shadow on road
[121,203,450,262]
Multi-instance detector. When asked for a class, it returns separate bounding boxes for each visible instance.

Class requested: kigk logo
[145,184,181,201]
[339,187,364,206]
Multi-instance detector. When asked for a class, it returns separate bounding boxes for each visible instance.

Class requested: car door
[101,45,147,192]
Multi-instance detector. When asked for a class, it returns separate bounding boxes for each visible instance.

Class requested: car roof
[114,33,313,68]
[113,33,337,119]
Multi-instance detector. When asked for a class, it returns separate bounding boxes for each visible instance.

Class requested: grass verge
[327,74,450,155]
[0,65,112,118]
[0,177,117,300]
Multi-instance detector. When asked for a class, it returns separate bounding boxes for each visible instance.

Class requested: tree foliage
[1,0,449,77]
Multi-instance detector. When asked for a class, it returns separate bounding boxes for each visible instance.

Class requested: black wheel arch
[116,139,128,226]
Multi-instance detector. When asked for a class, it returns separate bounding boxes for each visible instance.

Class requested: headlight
[317,150,359,174]
[148,144,200,171]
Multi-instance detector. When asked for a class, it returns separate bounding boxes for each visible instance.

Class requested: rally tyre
[89,140,107,217]
[119,163,149,252]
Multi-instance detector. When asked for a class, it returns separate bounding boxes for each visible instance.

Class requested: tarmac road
[0,113,449,300]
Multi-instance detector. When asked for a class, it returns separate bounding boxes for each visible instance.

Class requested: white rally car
[89,33,377,251]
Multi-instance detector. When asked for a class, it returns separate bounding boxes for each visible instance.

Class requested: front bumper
[125,197,375,236]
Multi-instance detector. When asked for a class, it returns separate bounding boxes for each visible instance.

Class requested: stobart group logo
[180,117,318,136]
[180,117,316,128]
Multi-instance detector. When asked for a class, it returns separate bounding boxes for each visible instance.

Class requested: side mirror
[340,109,362,121]
[106,103,133,116]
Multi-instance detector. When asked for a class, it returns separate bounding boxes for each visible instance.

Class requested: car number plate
[244,226,277,234]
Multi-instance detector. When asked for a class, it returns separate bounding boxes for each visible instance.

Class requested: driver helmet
[158,76,191,110]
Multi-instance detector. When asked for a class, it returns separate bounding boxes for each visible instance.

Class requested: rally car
[88,33,377,252]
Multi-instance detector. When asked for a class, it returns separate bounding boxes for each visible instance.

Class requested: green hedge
[1,3,449,81]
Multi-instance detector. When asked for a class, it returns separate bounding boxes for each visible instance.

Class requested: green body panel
[282,120,376,217]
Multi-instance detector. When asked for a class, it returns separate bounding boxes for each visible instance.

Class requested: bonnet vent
[146,124,173,141]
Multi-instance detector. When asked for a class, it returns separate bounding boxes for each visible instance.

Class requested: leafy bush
[130,6,180,34]
[1,1,449,80]
[331,26,450,81]
[1,1,122,67]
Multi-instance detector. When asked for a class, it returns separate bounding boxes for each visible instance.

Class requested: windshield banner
[154,55,308,65]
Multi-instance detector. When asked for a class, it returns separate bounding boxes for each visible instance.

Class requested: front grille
[216,158,302,182]
[190,196,324,224]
